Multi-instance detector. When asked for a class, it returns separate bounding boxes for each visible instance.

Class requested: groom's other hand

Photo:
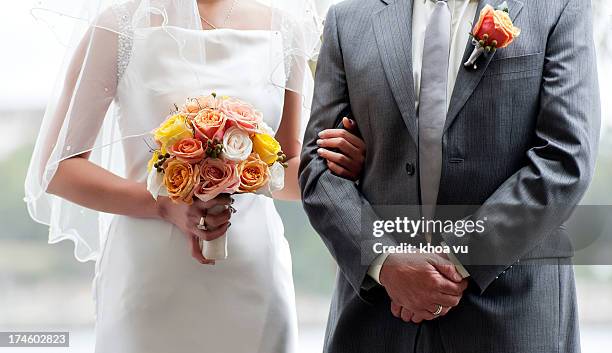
[380,253,468,323]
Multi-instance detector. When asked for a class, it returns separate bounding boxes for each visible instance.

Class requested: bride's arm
[41,20,165,221]
[272,90,303,201]
[48,157,159,219]
[41,15,229,264]
[274,90,366,201]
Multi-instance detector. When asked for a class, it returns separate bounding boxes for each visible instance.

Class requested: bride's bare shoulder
[233,0,274,29]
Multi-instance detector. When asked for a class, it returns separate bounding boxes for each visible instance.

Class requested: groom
[300,0,600,352]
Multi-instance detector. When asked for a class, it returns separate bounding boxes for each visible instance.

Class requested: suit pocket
[484,52,544,79]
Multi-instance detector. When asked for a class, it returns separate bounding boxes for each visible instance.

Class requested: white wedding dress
[92,21,297,353]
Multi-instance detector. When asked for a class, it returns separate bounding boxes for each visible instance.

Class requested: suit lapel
[372,0,418,144]
[444,0,524,133]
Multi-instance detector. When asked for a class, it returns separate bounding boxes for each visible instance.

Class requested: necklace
[199,0,239,30]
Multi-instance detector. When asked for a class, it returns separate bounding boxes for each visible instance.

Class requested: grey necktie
[418,0,451,228]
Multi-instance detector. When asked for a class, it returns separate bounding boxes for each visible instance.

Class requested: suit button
[405,162,415,176]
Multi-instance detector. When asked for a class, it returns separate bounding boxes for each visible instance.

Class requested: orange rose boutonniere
[464,1,521,69]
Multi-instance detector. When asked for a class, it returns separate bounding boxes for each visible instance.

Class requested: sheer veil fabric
[25,0,322,262]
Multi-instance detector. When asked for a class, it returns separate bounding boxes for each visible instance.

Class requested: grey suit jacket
[299,0,600,352]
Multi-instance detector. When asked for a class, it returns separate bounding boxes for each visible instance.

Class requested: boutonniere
[464,1,521,69]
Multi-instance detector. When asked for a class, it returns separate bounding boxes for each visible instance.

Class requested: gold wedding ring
[433,304,443,316]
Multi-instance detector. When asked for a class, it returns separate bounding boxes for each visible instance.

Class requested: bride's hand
[317,117,366,181]
[157,194,233,265]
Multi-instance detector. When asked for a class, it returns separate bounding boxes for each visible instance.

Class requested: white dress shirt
[367,0,477,284]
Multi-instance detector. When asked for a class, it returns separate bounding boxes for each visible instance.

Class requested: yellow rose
[251,133,281,165]
[153,114,193,153]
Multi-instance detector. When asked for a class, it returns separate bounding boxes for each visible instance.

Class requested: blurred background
[1,1,611,352]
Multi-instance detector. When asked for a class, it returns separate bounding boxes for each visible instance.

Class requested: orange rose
[192,108,228,142]
[472,5,520,49]
[170,138,205,164]
[163,159,200,204]
[182,95,221,118]
[237,154,270,193]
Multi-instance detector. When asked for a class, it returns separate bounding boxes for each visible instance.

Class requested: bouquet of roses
[146,93,287,259]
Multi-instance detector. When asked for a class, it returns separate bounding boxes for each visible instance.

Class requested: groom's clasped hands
[379,253,469,324]
[314,118,469,323]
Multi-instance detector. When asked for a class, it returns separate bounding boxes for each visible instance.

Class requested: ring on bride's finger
[433,304,443,316]
[196,216,207,231]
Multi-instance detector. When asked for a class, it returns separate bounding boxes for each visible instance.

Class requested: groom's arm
[299,5,397,299]
[442,0,601,292]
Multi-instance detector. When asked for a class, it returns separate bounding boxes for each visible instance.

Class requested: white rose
[255,162,285,198]
[222,126,253,162]
[268,162,285,192]
[258,121,276,136]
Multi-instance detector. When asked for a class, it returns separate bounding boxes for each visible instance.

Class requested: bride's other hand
[157,194,233,265]
[317,117,366,181]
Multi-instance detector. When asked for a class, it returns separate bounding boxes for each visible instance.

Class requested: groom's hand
[380,253,468,323]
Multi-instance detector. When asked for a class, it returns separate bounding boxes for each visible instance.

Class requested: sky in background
[0,2,66,109]
[0,0,611,131]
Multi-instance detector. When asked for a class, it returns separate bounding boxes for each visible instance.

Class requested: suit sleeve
[442,0,601,292]
[299,5,397,299]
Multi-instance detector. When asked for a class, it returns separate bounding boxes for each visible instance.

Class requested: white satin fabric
[93,28,297,353]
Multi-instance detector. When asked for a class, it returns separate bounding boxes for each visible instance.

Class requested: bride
[25,0,366,352]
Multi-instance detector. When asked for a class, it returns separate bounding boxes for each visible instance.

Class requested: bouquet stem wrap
[201,204,228,260]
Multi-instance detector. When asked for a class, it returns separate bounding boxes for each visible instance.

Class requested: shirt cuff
[367,253,390,285]
[442,241,470,278]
